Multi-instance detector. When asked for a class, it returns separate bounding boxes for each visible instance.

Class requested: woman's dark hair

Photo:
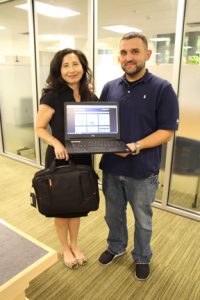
[42,48,94,101]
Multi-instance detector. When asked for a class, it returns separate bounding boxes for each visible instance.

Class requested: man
[98,32,179,280]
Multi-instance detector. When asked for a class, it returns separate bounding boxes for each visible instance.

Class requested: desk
[0,219,58,300]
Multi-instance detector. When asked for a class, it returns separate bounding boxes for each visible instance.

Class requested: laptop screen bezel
[64,101,120,140]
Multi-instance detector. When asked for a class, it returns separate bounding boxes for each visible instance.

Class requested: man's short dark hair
[120,32,148,49]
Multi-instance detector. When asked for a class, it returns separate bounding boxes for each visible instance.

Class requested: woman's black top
[40,85,98,217]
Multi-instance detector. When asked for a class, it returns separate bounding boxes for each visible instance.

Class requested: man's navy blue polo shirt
[99,70,179,179]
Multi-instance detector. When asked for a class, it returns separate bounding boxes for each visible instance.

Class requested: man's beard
[122,63,144,78]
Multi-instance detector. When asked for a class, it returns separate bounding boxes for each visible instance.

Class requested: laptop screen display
[64,102,120,139]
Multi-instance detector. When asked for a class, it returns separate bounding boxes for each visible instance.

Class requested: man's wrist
[131,142,141,155]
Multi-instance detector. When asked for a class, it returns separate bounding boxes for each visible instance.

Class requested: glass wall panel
[95,0,178,198]
[35,0,91,164]
[0,0,36,161]
[168,0,200,213]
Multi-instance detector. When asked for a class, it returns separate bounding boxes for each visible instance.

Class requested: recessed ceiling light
[103,25,141,34]
[0,26,5,30]
[150,37,170,42]
[39,34,73,41]
[16,2,80,18]
[39,35,75,48]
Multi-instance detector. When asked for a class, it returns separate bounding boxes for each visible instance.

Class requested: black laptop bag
[30,160,99,217]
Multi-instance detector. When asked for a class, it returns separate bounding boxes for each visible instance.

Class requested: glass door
[0,0,36,161]
[168,0,200,213]
[35,0,92,164]
[95,0,179,198]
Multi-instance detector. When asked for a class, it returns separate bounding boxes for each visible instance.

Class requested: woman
[35,48,98,269]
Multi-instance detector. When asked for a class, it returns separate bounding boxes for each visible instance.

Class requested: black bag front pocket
[31,161,99,217]
[48,170,84,213]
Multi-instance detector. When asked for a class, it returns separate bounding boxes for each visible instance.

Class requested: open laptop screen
[64,102,120,139]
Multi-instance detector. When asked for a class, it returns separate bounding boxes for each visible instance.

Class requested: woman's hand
[52,138,69,160]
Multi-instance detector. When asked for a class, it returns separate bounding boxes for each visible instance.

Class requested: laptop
[64,102,131,154]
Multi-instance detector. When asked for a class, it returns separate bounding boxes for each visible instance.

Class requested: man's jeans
[102,172,158,263]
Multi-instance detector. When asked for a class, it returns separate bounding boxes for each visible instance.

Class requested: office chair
[161,136,200,208]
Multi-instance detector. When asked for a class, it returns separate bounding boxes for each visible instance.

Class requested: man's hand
[115,152,130,157]
[115,142,137,157]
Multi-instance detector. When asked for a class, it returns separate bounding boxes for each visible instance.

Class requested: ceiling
[0,0,200,52]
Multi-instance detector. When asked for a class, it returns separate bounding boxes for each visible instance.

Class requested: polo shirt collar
[120,69,153,86]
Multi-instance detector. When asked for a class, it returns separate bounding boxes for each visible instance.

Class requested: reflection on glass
[155,144,167,202]
[168,0,200,213]
[0,0,35,161]
[169,136,200,212]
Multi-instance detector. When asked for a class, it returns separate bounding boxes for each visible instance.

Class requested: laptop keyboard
[72,139,123,149]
